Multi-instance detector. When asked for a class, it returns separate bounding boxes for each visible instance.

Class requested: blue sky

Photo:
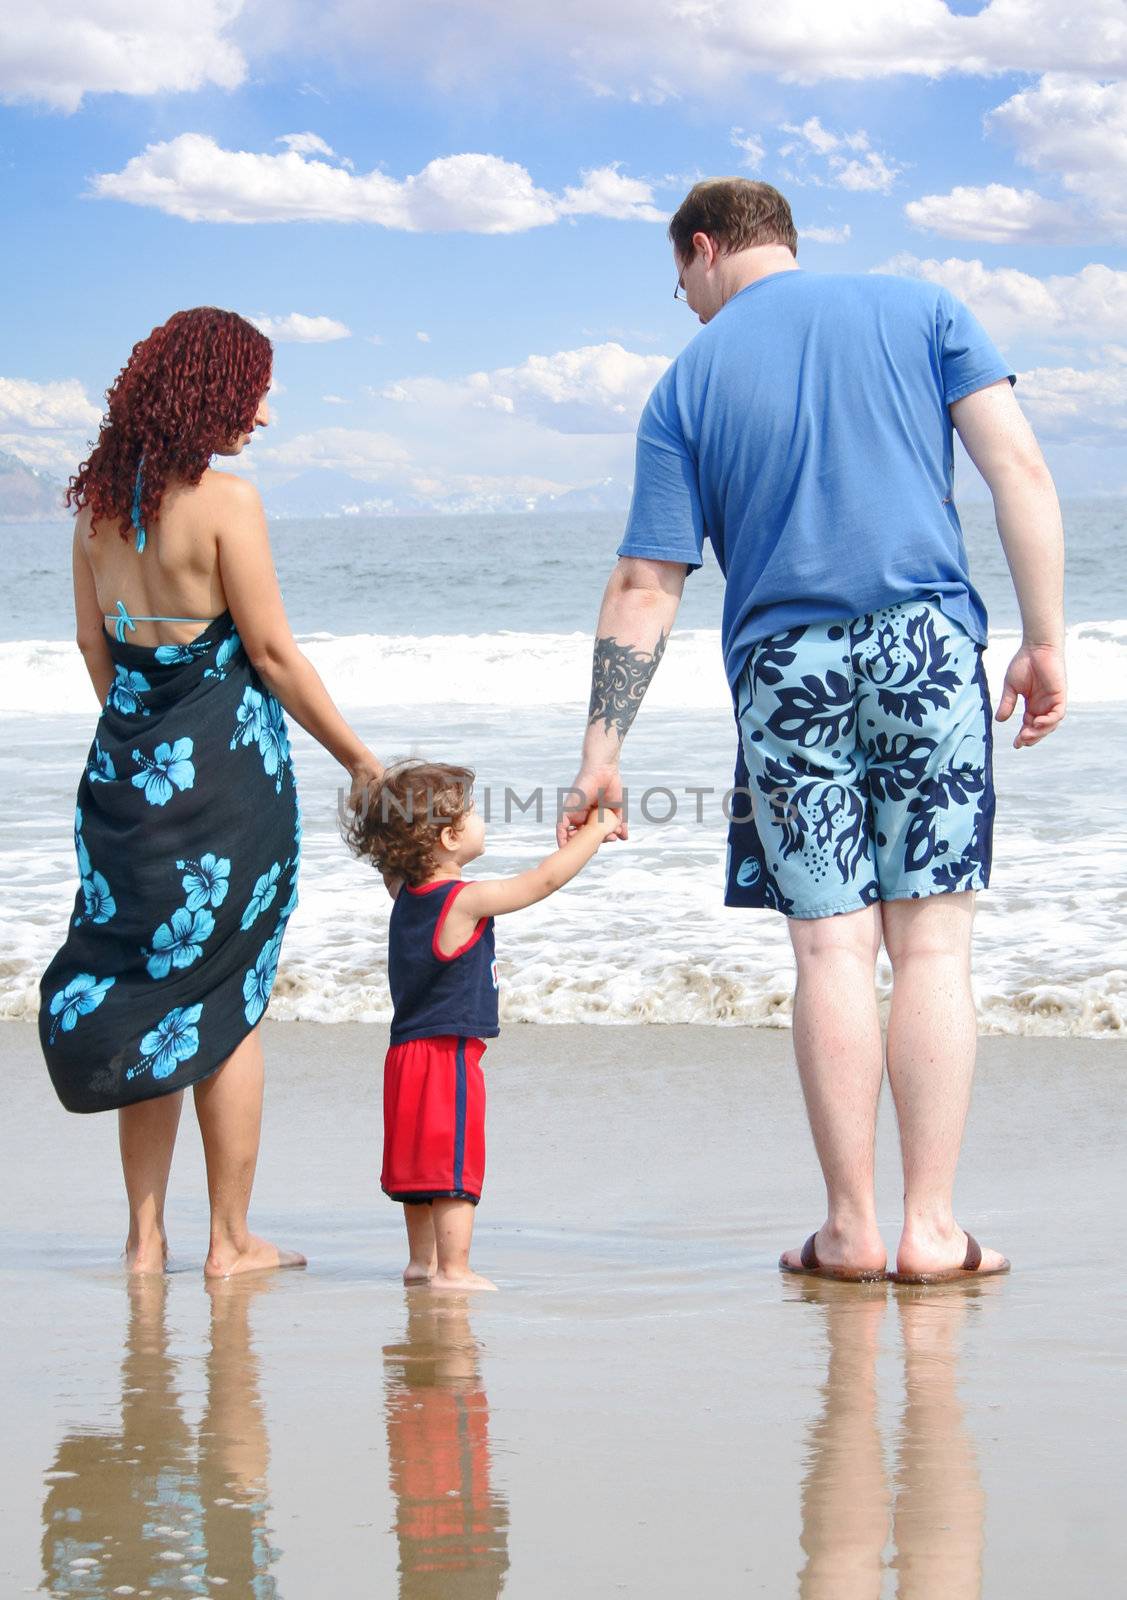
[2,1,1125,510]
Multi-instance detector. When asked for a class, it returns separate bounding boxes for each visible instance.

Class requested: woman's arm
[72,527,114,704]
[215,475,383,793]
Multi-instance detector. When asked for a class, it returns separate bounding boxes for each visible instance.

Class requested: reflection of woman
[793,1279,985,1600]
[41,1277,280,1595]
[383,1297,509,1600]
[38,307,382,1275]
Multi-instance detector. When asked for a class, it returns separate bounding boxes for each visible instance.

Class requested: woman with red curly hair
[38,307,383,1278]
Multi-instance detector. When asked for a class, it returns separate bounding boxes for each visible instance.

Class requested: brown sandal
[890,1231,1011,1285]
[779,1232,888,1283]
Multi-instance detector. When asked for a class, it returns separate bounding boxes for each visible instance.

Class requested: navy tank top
[388,880,500,1045]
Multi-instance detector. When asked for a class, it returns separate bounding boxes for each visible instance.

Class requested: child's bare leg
[403,1202,437,1284]
[430,1197,496,1291]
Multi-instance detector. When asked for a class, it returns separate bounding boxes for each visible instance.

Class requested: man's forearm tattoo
[587,629,668,742]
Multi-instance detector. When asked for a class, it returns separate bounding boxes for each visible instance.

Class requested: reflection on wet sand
[795,1280,987,1599]
[383,1296,510,1600]
[42,1276,280,1596]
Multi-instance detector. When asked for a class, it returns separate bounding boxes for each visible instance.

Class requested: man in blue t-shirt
[559,178,1066,1285]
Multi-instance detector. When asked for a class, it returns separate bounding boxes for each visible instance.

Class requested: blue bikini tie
[111,601,137,642]
[131,461,146,553]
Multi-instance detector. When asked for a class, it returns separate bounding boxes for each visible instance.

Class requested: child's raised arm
[455,806,619,923]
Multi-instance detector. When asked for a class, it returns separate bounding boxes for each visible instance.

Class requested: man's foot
[779,1221,887,1280]
[124,1233,169,1275]
[204,1234,307,1279]
[403,1260,435,1285]
[430,1268,497,1292]
[893,1225,1008,1283]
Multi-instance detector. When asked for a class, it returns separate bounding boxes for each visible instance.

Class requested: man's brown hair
[346,758,475,887]
[668,178,798,264]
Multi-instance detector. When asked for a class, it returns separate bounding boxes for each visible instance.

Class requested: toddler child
[347,758,617,1291]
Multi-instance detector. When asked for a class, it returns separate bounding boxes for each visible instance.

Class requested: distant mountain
[0,451,67,522]
[261,469,633,520]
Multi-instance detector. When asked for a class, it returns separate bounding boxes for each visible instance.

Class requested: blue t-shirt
[618,271,1016,691]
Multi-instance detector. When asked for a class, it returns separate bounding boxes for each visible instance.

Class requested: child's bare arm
[442,808,618,944]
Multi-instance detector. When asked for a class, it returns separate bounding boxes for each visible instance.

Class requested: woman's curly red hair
[68,308,272,538]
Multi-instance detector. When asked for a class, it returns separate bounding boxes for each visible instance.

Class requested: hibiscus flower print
[87,740,116,783]
[205,630,242,681]
[47,973,115,1043]
[178,853,231,912]
[76,869,116,928]
[155,638,213,666]
[144,906,216,980]
[243,929,283,1025]
[258,696,291,791]
[240,862,281,931]
[132,1003,204,1081]
[131,738,196,807]
[232,686,266,750]
[107,665,152,717]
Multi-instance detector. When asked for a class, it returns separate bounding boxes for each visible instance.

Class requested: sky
[1,0,1126,512]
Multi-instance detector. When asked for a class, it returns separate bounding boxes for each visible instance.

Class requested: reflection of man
[383,1297,509,1600]
[562,178,1066,1280]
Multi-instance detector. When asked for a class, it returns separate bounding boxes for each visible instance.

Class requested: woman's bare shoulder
[196,467,263,510]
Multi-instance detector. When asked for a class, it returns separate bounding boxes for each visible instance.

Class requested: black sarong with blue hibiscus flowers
[39,611,300,1113]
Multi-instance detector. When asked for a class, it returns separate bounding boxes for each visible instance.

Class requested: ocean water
[3,504,1125,1036]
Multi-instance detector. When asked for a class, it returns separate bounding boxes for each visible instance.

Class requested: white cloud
[730,128,766,168]
[904,183,1088,243]
[802,224,851,244]
[321,394,347,405]
[0,1,246,112]
[0,376,101,430]
[250,312,351,343]
[778,117,904,193]
[253,429,410,478]
[875,255,1127,343]
[416,332,431,344]
[986,75,1127,236]
[245,1,1127,96]
[92,135,665,232]
[1017,357,1127,441]
[277,131,337,159]
[384,343,670,435]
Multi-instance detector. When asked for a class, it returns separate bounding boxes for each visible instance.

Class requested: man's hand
[557,764,627,846]
[995,642,1067,748]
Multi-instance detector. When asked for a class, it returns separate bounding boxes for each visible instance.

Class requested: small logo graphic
[490,958,499,990]
[736,856,761,888]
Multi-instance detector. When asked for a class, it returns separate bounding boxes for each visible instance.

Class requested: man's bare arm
[558,557,686,842]
[951,379,1066,746]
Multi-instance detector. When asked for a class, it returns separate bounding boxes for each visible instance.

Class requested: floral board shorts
[724,598,995,920]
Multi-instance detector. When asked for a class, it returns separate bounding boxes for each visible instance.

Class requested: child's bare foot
[430,1267,497,1292]
[204,1234,307,1279]
[403,1259,435,1285]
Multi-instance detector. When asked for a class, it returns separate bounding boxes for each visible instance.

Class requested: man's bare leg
[430,1198,496,1292]
[119,1090,183,1273]
[780,906,888,1275]
[403,1203,437,1284]
[883,894,1006,1276]
[195,1028,306,1278]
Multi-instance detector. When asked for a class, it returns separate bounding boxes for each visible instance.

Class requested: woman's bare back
[79,469,242,647]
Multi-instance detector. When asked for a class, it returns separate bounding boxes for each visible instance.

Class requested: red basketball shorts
[382,1033,487,1204]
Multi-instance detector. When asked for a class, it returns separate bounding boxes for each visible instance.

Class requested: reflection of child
[347,759,617,1291]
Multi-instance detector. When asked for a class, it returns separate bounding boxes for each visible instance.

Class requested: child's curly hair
[345,759,476,886]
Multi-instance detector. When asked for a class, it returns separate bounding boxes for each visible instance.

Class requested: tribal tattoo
[587,629,668,742]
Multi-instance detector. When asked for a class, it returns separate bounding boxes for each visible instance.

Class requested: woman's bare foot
[403,1260,435,1285]
[124,1230,169,1275]
[204,1234,307,1279]
[430,1267,497,1292]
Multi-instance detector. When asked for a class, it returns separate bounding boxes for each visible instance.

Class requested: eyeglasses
[674,268,687,303]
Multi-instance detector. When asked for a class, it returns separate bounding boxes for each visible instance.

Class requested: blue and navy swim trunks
[724,598,995,919]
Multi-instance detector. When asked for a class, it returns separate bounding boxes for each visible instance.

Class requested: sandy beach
[3,1019,1124,1597]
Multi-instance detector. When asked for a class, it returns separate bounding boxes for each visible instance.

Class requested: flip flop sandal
[779,1232,888,1283]
[890,1231,1011,1286]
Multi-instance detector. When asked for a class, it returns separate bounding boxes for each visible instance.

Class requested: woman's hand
[348,750,384,814]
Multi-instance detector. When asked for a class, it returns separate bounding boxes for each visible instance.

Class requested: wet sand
[3,1020,1125,1598]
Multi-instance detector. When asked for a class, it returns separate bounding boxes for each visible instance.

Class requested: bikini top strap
[131,460,146,553]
